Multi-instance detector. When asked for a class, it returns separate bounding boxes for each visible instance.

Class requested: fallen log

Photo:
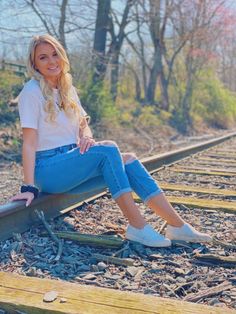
[54,231,124,248]
[93,253,135,266]
[212,237,236,250]
[184,281,233,302]
[194,253,236,266]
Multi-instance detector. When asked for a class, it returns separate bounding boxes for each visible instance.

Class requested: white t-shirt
[18,79,87,151]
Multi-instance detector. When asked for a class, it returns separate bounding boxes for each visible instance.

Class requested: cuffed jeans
[35,143,163,202]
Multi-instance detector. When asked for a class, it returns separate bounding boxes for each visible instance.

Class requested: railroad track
[0,131,236,313]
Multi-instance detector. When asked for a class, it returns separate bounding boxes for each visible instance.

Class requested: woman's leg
[122,153,212,242]
[122,153,183,224]
[36,144,132,196]
[115,192,146,228]
[146,194,184,227]
[90,142,181,228]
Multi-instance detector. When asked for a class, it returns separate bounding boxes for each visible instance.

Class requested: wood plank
[212,149,236,154]
[190,161,236,168]
[197,157,236,164]
[171,168,236,177]
[202,153,236,159]
[159,183,236,197]
[0,272,233,314]
[211,150,236,157]
[167,196,236,213]
[173,166,236,174]
[175,178,236,186]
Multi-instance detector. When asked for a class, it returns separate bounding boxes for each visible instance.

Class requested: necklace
[56,101,63,110]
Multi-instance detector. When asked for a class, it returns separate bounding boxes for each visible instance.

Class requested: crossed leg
[96,140,183,227]
[91,141,211,244]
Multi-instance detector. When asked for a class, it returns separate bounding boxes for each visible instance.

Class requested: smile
[48,66,59,70]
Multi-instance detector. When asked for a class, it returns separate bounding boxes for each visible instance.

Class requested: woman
[10,34,211,247]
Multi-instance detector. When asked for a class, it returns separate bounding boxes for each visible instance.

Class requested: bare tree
[173,0,228,132]
[125,0,185,110]
[107,0,136,100]
[92,0,111,83]
[23,0,69,48]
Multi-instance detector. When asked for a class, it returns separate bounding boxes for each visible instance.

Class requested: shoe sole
[126,235,171,248]
[166,235,212,243]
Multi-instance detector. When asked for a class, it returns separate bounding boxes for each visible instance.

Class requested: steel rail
[1,131,236,241]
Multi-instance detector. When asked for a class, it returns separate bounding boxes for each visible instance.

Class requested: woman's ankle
[168,221,184,228]
[129,220,146,229]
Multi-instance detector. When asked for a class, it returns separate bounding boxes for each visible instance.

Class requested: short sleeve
[71,86,87,117]
[18,88,40,129]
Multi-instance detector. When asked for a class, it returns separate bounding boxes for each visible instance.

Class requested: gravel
[0,133,235,312]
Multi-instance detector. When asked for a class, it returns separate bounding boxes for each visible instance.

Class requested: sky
[0,0,97,60]
[1,0,236,61]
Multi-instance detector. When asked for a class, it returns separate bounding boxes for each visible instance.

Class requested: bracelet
[20,184,39,198]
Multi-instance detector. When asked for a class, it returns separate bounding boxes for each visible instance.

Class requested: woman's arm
[10,128,38,206]
[79,117,93,138]
[78,117,95,154]
[22,128,38,184]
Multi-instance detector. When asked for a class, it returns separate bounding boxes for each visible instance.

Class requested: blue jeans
[35,143,163,202]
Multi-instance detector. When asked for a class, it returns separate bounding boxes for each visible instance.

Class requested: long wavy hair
[27,34,81,124]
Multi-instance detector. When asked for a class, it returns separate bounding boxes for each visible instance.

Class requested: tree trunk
[181,79,193,133]
[146,0,169,110]
[110,50,119,101]
[92,0,111,83]
[58,0,68,49]
[134,73,141,102]
[160,71,169,111]
[107,0,134,100]
[146,45,162,104]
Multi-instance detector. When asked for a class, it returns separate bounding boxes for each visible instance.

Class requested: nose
[48,56,57,65]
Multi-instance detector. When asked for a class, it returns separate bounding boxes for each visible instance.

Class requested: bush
[192,71,236,129]
[0,70,24,124]
[78,78,119,124]
[0,70,23,103]
[137,106,171,128]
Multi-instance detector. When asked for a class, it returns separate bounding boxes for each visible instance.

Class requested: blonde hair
[27,34,81,124]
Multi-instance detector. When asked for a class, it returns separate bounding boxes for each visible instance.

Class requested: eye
[53,52,58,57]
[39,56,46,60]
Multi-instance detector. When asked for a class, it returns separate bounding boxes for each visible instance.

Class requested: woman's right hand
[9,192,35,207]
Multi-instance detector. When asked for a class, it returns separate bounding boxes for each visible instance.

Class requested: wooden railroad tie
[159,182,236,197]
[171,167,236,177]
[0,271,235,314]
[167,196,236,214]
[134,193,236,213]
[196,157,236,164]
[172,166,236,174]
[202,153,236,159]
[190,161,236,168]
[211,150,236,154]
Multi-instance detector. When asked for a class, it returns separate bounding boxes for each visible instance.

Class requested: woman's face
[34,42,63,84]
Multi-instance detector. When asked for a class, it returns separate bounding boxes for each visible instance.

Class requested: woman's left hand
[78,136,95,154]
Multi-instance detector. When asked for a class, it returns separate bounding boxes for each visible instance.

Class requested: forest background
[1,0,236,159]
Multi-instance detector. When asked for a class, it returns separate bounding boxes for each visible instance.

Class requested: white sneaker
[126,224,171,247]
[165,223,212,243]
